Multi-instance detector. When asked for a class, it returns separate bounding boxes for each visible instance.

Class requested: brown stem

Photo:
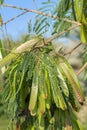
[66,125,72,130]
[16,121,20,130]
[31,25,81,49]
[64,42,82,56]
[2,4,81,25]
[77,62,87,76]
[47,25,80,43]
[3,11,28,25]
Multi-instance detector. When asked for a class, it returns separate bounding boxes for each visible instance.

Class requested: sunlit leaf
[0,14,3,26]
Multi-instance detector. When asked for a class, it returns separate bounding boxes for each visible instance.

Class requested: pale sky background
[0,0,57,39]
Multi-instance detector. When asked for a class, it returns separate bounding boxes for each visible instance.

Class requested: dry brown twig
[3,11,28,25]
[63,42,87,76]
[29,25,81,50]
[64,42,82,56]
[1,4,81,26]
[47,25,80,43]
[77,62,87,76]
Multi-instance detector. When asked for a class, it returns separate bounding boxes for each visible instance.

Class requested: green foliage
[0,39,6,58]
[0,0,4,5]
[75,0,87,43]
[28,0,87,43]
[82,45,87,79]
[52,0,72,34]
[28,1,56,36]
[1,43,84,130]
[28,0,75,36]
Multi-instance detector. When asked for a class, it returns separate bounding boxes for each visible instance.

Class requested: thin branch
[64,42,82,56]
[46,24,80,43]
[34,25,81,49]
[0,24,80,68]
[77,62,87,76]
[3,11,28,25]
[2,4,81,26]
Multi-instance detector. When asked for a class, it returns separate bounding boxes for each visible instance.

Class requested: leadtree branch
[46,24,80,43]
[64,42,82,56]
[33,25,80,50]
[77,62,87,76]
[3,11,28,25]
[0,22,81,68]
[2,4,81,25]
